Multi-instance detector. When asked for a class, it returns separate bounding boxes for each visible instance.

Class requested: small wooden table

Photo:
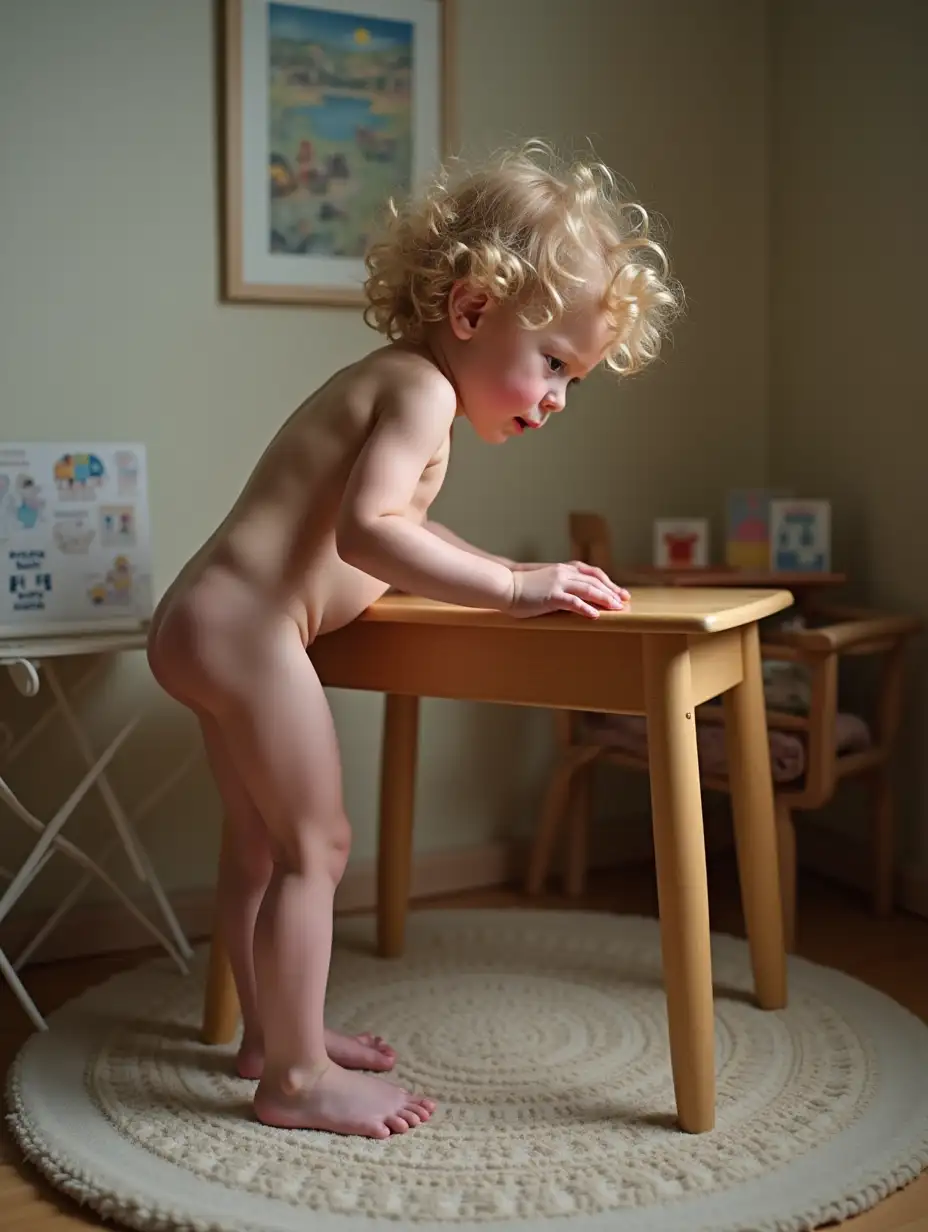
[202,587,793,1133]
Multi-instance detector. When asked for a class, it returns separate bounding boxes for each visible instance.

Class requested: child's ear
[448,281,493,340]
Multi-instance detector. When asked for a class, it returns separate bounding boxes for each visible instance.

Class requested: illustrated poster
[0,442,153,638]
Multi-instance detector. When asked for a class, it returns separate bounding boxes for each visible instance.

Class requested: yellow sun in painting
[353,26,371,44]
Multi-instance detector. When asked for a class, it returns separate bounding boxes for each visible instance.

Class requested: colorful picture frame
[653,518,710,569]
[769,499,832,573]
[220,0,456,306]
[725,488,791,570]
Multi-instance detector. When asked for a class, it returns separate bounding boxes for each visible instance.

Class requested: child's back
[152,344,450,652]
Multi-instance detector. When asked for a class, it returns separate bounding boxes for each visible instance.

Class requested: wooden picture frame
[220,0,456,306]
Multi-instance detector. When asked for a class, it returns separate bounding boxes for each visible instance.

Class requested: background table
[202,588,794,1133]
[0,630,195,1029]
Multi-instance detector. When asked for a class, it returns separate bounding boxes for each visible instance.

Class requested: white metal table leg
[0,944,47,1032]
[42,663,194,960]
[14,751,199,968]
[0,785,189,973]
[44,663,148,882]
[0,718,139,927]
[0,864,47,1028]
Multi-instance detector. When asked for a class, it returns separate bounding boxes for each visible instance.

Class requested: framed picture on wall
[220,0,456,306]
[653,518,710,569]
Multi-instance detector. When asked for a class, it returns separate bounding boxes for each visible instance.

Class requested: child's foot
[236,1029,396,1080]
[253,1063,436,1138]
[236,1037,265,1081]
[325,1029,396,1072]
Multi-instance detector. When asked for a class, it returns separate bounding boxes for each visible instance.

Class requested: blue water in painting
[294,94,391,141]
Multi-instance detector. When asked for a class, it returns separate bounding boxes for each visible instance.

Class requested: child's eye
[545,355,565,373]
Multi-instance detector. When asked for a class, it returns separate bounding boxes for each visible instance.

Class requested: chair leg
[774,798,797,953]
[565,762,593,897]
[871,767,895,917]
[526,749,598,895]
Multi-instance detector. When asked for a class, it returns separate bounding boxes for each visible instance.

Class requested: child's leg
[209,616,433,1137]
[200,715,272,1078]
[200,716,397,1080]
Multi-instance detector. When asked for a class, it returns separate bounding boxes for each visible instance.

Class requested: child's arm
[423,520,516,569]
[337,375,625,618]
[425,523,629,603]
[336,378,515,609]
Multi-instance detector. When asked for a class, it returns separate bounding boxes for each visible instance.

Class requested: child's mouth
[513,416,529,434]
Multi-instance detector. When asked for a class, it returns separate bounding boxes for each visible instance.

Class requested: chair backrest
[568,512,613,573]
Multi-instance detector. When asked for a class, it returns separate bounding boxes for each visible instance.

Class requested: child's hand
[509,563,629,619]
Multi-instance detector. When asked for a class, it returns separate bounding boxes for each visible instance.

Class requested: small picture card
[653,518,710,569]
[725,488,790,570]
[0,441,153,638]
[769,499,831,572]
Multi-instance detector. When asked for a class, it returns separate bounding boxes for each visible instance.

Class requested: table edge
[356,589,795,634]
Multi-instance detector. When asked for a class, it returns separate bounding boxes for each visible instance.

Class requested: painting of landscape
[267,3,414,259]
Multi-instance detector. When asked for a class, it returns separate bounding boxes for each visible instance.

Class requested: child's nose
[541,390,564,413]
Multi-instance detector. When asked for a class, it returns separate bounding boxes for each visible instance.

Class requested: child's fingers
[570,579,624,610]
[560,592,600,619]
[572,562,629,599]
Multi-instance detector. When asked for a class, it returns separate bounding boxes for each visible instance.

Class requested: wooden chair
[528,512,922,949]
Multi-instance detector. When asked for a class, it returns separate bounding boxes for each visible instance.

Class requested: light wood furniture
[201,589,793,1134]
[528,513,923,950]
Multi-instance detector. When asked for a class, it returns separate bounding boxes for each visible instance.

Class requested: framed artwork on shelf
[725,488,791,570]
[220,0,456,306]
[653,518,710,569]
[769,499,832,572]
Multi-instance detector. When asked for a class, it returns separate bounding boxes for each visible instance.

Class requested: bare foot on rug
[253,1063,435,1138]
[236,1030,396,1081]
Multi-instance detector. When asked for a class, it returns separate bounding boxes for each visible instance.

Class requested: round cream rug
[7,910,928,1232]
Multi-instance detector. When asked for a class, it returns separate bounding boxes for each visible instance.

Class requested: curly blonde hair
[363,141,682,376]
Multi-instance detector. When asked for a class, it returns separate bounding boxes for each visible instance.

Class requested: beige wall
[768,0,928,871]
[0,0,768,911]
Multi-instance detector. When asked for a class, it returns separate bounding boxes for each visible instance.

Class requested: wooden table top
[363,588,794,635]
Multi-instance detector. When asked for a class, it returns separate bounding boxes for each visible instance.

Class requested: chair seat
[577,711,871,785]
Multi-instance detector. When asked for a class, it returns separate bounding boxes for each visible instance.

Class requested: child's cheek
[502,374,543,410]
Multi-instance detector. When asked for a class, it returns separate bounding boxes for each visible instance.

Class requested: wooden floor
[3,857,928,1231]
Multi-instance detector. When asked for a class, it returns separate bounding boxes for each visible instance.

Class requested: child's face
[448,289,614,444]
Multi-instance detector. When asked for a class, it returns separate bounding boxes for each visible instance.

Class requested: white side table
[0,629,195,1030]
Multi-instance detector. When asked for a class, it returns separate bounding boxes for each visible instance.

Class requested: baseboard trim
[5,816,925,967]
[0,840,527,966]
[797,820,928,920]
[0,809,664,967]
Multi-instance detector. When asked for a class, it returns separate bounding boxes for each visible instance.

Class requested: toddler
[147,142,680,1139]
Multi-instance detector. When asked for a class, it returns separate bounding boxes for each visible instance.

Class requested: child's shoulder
[364,342,455,406]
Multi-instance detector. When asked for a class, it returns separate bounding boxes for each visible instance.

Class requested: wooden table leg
[377,693,420,958]
[643,634,716,1134]
[201,824,241,1045]
[202,925,240,1045]
[722,623,788,1009]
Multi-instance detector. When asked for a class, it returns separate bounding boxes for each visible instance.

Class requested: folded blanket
[578,711,871,785]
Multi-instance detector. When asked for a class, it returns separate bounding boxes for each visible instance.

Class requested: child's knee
[222,824,274,888]
[285,813,352,880]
